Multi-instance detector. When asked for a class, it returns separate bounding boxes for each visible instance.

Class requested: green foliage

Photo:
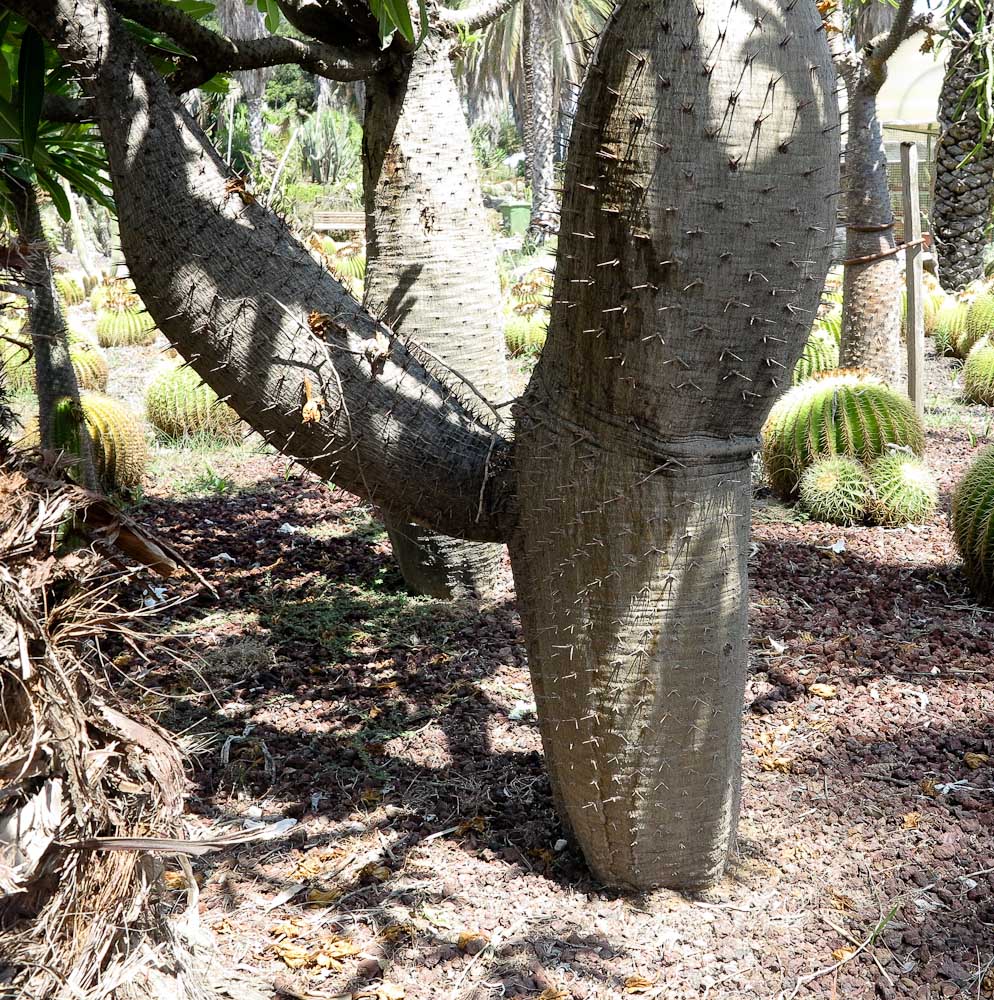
[797,456,869,526]
[55,273,84,306]
[866,452,939,527]
[792,329,840,384]
[367,0,425,45]
[95,308,157,347]
[470,115,523,172]
[761,370,927,498]
[0,337,107,394]
[933,298,970,356]
[145,363,241,441]
[962,335,994,404]
[265,63,315,113]
[952,445,994,603]
[299,108,362,188]
[962,292,994,358]
[504,310,548,356]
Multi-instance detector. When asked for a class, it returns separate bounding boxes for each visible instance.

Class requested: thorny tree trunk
[933,1,994,290]
[246,95,265,161]
[215,0,271,161]
[9,180,98,490]
[524,0,557,233]
[510,0,838,888]
[16,0,839,892]
[839,84,903,386]
[363,36,510,599]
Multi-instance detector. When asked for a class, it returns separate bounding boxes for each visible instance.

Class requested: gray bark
[10,180,98,490]
[363,35,511,599]
[510,0,838,888]
[524,0,557,233]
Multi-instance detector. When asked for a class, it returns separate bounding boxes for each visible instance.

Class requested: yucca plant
[19,392,147,492]
[145,363,240,440]
[867,451,939,526]
[952,445,994,603]
[962,336,994,404]
[798,456,870,525]
[761,369,926,498]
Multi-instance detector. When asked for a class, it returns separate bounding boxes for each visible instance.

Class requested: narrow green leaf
[17,26,44,160]
[37,170,70,220]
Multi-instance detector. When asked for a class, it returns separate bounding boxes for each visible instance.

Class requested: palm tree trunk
[839,85,904,386]
[363,36,511,599]
[9,180,98,490]
[510,0,838,889]
[524,0,557,234]
[933,2,994,290]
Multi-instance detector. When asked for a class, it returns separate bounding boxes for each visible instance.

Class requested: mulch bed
[119,346,993,1000]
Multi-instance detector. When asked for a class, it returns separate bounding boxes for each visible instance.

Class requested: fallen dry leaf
[354,986,405,1000]
[831,946,856,963]
[163,869,190,890]
[457,930,489,953]
[272,941,312,969]
[921,777,939,798]
[456,815,486,836]
[902,812,921,830]
[809,683,837,699]
[359,862,391,883]
[964,752,990,770]
[305,886,342,905]
[828,889,856,912]
[536,989,571,1000]
[624,975,656,994]
[380,922,416,944]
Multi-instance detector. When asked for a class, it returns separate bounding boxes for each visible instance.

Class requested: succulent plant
[89,280,142,314]
[145,363,240,440]
[95,308,157,347]
[960,293,994,359]
[792,329,839,384]
[504,311,548,356]
[962,337,994,405]
[933,299,971,358]
[19,392,147,492]
[322,238,366,282]
[1,333,107,394]
[55,274,85,307]
[866,452,939,526]
[952,445,994,603]
[813,305,842,345]
[761,369,926,498]
[798,456,869,525]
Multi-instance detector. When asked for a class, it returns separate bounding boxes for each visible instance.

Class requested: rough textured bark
[839,86,903,385]
[933,2,994,290]
[523,0,557,233]
[10,180,98,490]
[14,0,509,543]
[510,0,838,888]
[363,36,511,599]
[215,0,271,161]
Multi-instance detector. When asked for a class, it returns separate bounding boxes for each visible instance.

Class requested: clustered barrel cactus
[1,339,109,394]
[761,369,926,498]
[145,363,241,440]
[95,308,157,347]
[963,336,994,405]
[952,446,994,603]
[866,453,939,526]
[798,456,869,525]
[960,292,994,358]
[504,311,548,356]
[55,273,85,306]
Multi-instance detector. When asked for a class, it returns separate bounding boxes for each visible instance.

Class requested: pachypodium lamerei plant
[761,369,926,498]
[867,451,939,526]
[952,445,994,603]
[798,455,870,525]
[145,362,241,440]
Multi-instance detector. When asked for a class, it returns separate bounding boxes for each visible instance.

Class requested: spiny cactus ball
[814,306,842,345]
[761,369,926,499]
[55,274,85,307]
[793,329,839,384]
[0,340,107,394]
[89,280,142,314]
[867,452,939,526]
[798,456,869,525]
[960,293,994,359]
[952,446,994,604]
[962,337,994,406]
[933,299,970,357]
[145,363,241,440]
[505,311,548,356]
[95,308,157,347]
[19,392,147,492]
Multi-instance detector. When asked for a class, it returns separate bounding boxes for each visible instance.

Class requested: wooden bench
[314,211,365,234]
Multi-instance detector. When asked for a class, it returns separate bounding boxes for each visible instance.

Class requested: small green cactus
[933,299,970,357]
[0,340,107,393]
[89,280,142,314]
[867,452,939,526]
[761,369,926,498]
[963,336,994,405]
[95,308,157,347]
[814,306,842,345]
[19,392,147,492]
[792,329,839,385]
[504,311,548,356]
[960,293,994,358]
[952,446,994,603]
[145,363,240,440]
[798,456,869,525]
[55,274,85,307]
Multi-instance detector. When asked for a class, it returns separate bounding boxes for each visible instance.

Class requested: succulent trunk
[933,2,994,291]
[839,87,903,386]
[363,37,510,599]
[10,180,98,490]
[509,0,838,889]
[524,0,557,233]
[246,95,265,160]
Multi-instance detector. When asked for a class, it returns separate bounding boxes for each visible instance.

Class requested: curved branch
[41,93,95,123]
[866,0,921,67]
[437,0,521,32]
[112,0,383,84]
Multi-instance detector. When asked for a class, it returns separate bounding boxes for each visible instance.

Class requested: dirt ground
[60,317,994,1000]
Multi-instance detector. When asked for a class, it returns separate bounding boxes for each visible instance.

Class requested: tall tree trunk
[246,95,265,160]
[510,0,838,889]
[10,180,98,490]
[839,84,903,386]
[364,36,511,599]
[933,2,994,290]
[524,0,556,233]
